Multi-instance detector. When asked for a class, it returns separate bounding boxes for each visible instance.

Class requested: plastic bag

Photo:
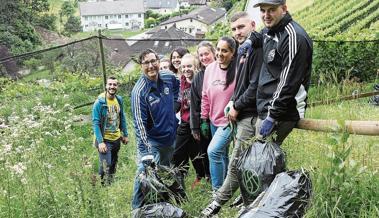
[237,140,286,205]
[239,170,312,218]
[132,202,188,218]
[139,164,187,206]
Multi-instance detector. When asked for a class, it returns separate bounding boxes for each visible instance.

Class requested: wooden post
[98,30,107,91]
[296,119,379,136]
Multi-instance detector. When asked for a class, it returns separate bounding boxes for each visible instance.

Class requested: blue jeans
[131,143,174,209]
[98,139,121,185]
[208,123,232,190]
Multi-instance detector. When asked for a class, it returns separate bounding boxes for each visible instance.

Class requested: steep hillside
[293,0,379,39]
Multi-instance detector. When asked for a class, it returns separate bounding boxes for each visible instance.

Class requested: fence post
[98,30,107,91]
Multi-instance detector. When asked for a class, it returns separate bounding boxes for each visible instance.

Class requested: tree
[64,15,81,36]
[59,1,75,23]
[35,14,57,31]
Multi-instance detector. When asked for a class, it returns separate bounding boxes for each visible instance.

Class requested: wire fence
[0,31,378,109]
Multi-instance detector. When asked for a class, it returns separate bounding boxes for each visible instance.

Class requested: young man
[254,0,313,144]
[201,11,263,217]
[92,76,129,185]
[131,49,180,209]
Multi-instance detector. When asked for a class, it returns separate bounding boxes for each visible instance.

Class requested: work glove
[141,154,155,168]
[259,117,276,138]
[224,101,234,117]
[200,119,210,139]
[238,39,252,57]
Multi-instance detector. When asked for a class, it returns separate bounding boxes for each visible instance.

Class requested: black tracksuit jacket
[232,32,263,120]
[257,13,313,121]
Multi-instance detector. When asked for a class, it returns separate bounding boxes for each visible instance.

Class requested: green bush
[312,40,379,83]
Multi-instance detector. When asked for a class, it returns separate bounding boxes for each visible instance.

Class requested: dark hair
[230,11,249,23]
[138,48,159,64]
[197,41,216,70]
[169,47,190,74]
[218,36,237,90]
[107,76,117,81]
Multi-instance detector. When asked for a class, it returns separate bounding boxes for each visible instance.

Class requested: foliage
[0,70,378,217]
[312,40,379,83]
[63,15,82,36]
[145,17,158,29]
[34,14,58,31]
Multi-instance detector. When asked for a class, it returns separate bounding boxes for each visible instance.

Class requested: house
[79,0,145,32]
[145,0,179,15]
[160,6,226,36]
[130,25,198,57]
[179,0,208,7]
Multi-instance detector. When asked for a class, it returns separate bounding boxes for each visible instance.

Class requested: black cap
[253,0,286,7]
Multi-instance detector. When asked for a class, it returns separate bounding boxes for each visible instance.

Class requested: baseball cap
[253,0,286,7]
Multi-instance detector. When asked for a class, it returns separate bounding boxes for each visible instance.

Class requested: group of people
[91,0,313,216]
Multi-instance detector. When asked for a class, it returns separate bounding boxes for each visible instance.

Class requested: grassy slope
[0,72,378,217]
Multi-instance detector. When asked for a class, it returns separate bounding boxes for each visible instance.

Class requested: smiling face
[197,46,215,67]
[141,53,160,81]
[180,56,196,81]
[159,60,170,71]
[231,16,255,44]
[171,51,182,70]
[106,78,118,98]
[259,4,287,28]
[216,40,234,68]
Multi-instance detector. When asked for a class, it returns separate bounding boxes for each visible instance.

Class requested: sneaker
[229,194,243,208]
[191,177,201,190]
[201,201,221,217]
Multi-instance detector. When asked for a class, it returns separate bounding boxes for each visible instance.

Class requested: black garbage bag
[239,170,312,218]
[132,202,188,218]
[139,164,187,206]
[237,140,286,205]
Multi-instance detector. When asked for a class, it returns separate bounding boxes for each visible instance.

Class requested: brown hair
[230,11,249,23]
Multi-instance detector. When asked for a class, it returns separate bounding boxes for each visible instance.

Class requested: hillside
[293,0,379,39]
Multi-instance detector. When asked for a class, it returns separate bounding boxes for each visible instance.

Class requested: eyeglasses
[141,59,158,66]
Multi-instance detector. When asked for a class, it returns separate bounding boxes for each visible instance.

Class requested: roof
[79,0,145,16]
[103,39,133,67]
[160,6,226,26]
[145,0,178,9]
[184,0,206,5]
[130,26,197,56]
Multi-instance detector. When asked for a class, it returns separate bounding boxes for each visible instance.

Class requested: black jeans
[172,122,208,178]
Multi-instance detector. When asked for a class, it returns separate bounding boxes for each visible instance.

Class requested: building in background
[160,6,226,37]
[79,0,145,32]
[145,0,180,15]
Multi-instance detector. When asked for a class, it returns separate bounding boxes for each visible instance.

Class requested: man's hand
[200,119,210,139]
[121,136,129,144]
[238,39,252,57]
[98,142,107,153]
[259,117,276,138]
[141,154,155,167]
[192,130,201,142]
[228,106,239,122]
[224,101,234,117]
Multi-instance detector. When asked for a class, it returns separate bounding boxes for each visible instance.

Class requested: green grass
[0,71,378,217]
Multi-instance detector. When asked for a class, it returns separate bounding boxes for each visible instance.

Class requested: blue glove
[238,38,252,57]
[260,117,276,137]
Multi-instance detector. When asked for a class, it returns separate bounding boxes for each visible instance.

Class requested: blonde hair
[181,53,200,74]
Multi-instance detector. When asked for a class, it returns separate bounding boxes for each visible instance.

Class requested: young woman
[189,41,216,185]
[169,47,190,76]
[172,54,207,189]
[200,37,237,191]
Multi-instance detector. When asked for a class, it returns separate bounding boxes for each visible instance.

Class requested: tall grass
[0,71,378,217]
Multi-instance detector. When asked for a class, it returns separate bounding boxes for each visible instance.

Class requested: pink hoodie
[201,61,235,127]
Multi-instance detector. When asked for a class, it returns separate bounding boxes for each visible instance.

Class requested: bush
[312,40,379,83]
